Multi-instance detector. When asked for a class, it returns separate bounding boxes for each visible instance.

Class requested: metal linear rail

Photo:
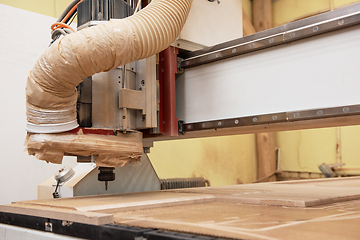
[163,3,360,139]
[181,2,360,68]
[183,104,360,133]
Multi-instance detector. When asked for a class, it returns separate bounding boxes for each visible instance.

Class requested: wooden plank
[169,177,360,207]
[253,0,275,183]
[113,200,360,240]
[253,0,272,32]
[0,177,360,235]
[0,204,113,226]
[256,132,277,182]
[0,192,215,225]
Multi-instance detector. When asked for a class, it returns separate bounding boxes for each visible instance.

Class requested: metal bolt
[317,110,323,116]
[343,107,350,113]
[187,125,191,129]
[294,113,299,118]
[200,57,204,61]
[216,53,219,58]
[272,115,277,120]
[338,19,344,25]
[234,119,239,124]
[161,68,164,72]
[218,122,222,126]
[290,32,295,38]
[269,38,274,43]
[202,123,206,128]
[253,117,257,122]
[186,61,189,65]
[250,44,254,48]
[313,26,319,32]
[232,49,236,53]
[45,222,52,232]
[141,80,145,86]
[161,57,164,61]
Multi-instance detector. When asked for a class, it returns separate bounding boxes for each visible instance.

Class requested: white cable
[134,0,142,13]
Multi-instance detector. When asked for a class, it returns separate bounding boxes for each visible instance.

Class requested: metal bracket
[119,88,146,113]
[178,120,185,135]
[177,57,184,74]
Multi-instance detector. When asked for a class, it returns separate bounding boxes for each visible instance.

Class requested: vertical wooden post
[253,0,272,32]
[253,0,275,182]
[257,132,277,182]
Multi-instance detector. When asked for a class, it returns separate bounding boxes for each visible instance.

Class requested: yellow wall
[149,135,258,186]
[273,0,360,27]
[0,0,74,18]
[276,128,338,172]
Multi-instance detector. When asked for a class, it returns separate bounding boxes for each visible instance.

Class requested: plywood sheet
[114,200,360,240]
[0,192,215,225]
[168,177,360,207]
[2,177,360,234]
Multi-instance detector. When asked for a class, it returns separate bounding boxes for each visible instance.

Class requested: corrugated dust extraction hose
[26,0,193,133]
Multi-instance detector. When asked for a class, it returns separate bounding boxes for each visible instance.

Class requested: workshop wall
[0,0,74,18]
[273,0,360,27]
[0,3,78,205]
[149,135,258,186]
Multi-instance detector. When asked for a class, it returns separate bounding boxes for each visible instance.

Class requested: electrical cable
[64,9,77,24]
[50,0,82,43]
[134,0,142,13]
[51,22,75,32]
[68,12,77,25]
[61,0,83,23]
[56,0,82,22]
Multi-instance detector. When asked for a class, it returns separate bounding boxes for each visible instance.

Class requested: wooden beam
[253,0,275,182]
[256,132,277,182]
[242,9,256,36]
[253,0,272,32]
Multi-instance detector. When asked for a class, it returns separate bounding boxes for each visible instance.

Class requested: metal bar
[181,2,360,68]
[184,104,360,132]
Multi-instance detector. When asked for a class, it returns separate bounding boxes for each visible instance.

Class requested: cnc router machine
[1,0,360,239]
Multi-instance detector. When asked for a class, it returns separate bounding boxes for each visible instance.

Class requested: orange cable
[50,0,83,33]
[51,22,75,32]
[61,0,83,23]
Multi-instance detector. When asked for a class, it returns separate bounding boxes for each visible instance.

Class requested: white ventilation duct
[26,0,193,133]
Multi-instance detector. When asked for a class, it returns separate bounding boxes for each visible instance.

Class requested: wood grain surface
[1,177,360,238]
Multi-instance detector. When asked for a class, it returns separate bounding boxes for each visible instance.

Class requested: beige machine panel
[172,0,243,51]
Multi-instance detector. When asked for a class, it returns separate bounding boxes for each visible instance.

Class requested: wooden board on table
[168,177,360,207]
[2,177,360,228]
[0,191,215,225]
[114,200,360,240]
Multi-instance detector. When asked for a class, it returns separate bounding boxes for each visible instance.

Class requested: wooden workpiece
[1,177,360,239]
